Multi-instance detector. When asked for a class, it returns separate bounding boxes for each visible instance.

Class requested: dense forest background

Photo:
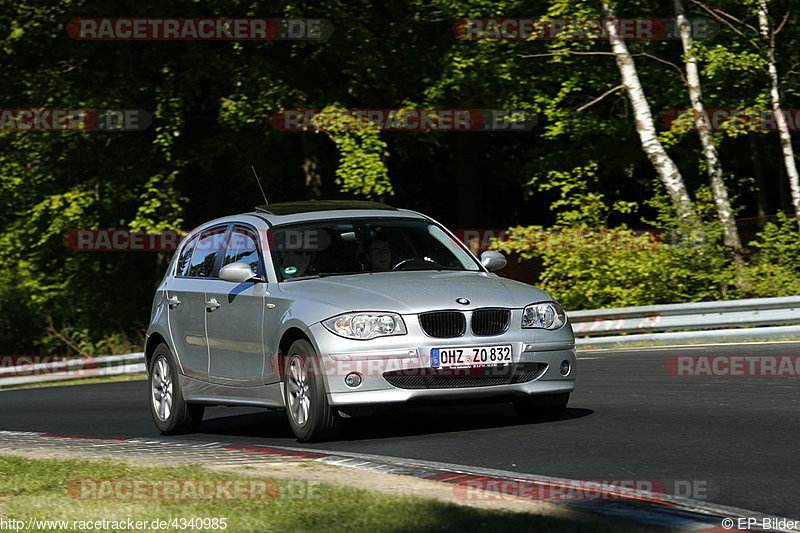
[3,0,800,356]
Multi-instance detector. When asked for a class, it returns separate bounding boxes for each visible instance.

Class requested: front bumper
[328,372,575,406]
[306,319,576,407]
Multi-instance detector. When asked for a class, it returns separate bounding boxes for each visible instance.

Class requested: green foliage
[36,327,141,358]
[317,106,393,198]
[749,212,800,271]
[495,175,800,310]
[730,212,800,297]
[329,129,393,198]
[493,170,732,309]
[527,163,637,227]
[129,171,186,232]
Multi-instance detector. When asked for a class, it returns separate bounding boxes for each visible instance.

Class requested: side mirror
[220,262,261,283]
[480,251,507,272]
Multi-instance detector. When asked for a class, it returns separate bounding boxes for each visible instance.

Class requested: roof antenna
[251,165,269,206]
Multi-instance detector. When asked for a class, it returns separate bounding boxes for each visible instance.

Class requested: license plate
[430,345,513,369]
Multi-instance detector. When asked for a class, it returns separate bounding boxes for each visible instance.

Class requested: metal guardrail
[3,296,800,387]
[570,296,800,349]
[0,352,145,388]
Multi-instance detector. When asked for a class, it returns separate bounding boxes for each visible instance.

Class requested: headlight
[522,302,566,330]
[322,312,407,340]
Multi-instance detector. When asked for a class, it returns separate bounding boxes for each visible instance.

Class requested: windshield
[270,218,481,281]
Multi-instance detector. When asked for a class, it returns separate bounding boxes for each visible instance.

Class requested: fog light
[559,360,571,376]
[344,372,363,388]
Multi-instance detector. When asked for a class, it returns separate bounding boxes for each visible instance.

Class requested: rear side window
[223,226,263,275]
[175,235,198,277]
[187,226,229,278]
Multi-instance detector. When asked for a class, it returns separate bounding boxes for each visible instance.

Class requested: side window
[175,235,198,277]
[187,226,228,278]
[223,226,263,275]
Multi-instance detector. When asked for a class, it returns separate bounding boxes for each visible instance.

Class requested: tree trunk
[756,0,800,230]
[302,133,323,200]
[601,1,696,221]
[674,0,743,259]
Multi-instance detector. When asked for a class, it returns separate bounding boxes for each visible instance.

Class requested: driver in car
[365,238,392,271]
[280,249,315,278]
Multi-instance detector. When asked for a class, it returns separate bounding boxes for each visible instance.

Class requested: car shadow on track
[196,410,297,439]
[195,404,593,442]
[338,405,594,441]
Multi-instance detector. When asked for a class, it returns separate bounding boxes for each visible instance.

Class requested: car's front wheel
[149,343,204,434]
[513,393,570,422]
[283,339,341,442]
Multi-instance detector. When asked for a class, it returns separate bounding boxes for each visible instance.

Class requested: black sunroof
[256,200,397,215]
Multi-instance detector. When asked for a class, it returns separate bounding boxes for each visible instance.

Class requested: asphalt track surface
[1,342,798,519]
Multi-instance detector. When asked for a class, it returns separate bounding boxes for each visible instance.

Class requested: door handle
[166,295,181,308]
[205,298,220,312]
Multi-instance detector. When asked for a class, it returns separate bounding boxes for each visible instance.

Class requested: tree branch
[576,84,625,112]
[45,315,88,357]
[774,8,791,35]
[692,0,758,33]
[633,52,688,83]
[689,0,760,50]
[517,50,616,59]
[519,48,687,83]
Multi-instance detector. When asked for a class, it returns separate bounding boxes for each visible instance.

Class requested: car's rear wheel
[284,339,341,442]
[513,393,570,422]
[149,343,204,434]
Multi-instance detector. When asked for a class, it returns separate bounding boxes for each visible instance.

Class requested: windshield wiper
[396,266,466,272]
[284,271,367,281]
[284,268,467,281]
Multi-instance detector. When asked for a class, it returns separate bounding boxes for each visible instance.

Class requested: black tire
[283,339,341,442]
[513,393,570,422]
[149,343,205,435]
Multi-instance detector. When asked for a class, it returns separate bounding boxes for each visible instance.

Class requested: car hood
[277,271,551,319]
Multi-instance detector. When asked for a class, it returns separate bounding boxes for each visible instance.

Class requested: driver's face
[367,240,392,271]
[283,250,313,276]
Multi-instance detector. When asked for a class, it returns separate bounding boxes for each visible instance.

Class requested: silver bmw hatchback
[145,201,576,442]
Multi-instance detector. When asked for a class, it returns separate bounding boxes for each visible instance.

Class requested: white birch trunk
[756,0,800,230]
[601,1,696,221]
[674,0,743,253]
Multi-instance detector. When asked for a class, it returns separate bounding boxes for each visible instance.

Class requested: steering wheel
[391,257,441,271]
